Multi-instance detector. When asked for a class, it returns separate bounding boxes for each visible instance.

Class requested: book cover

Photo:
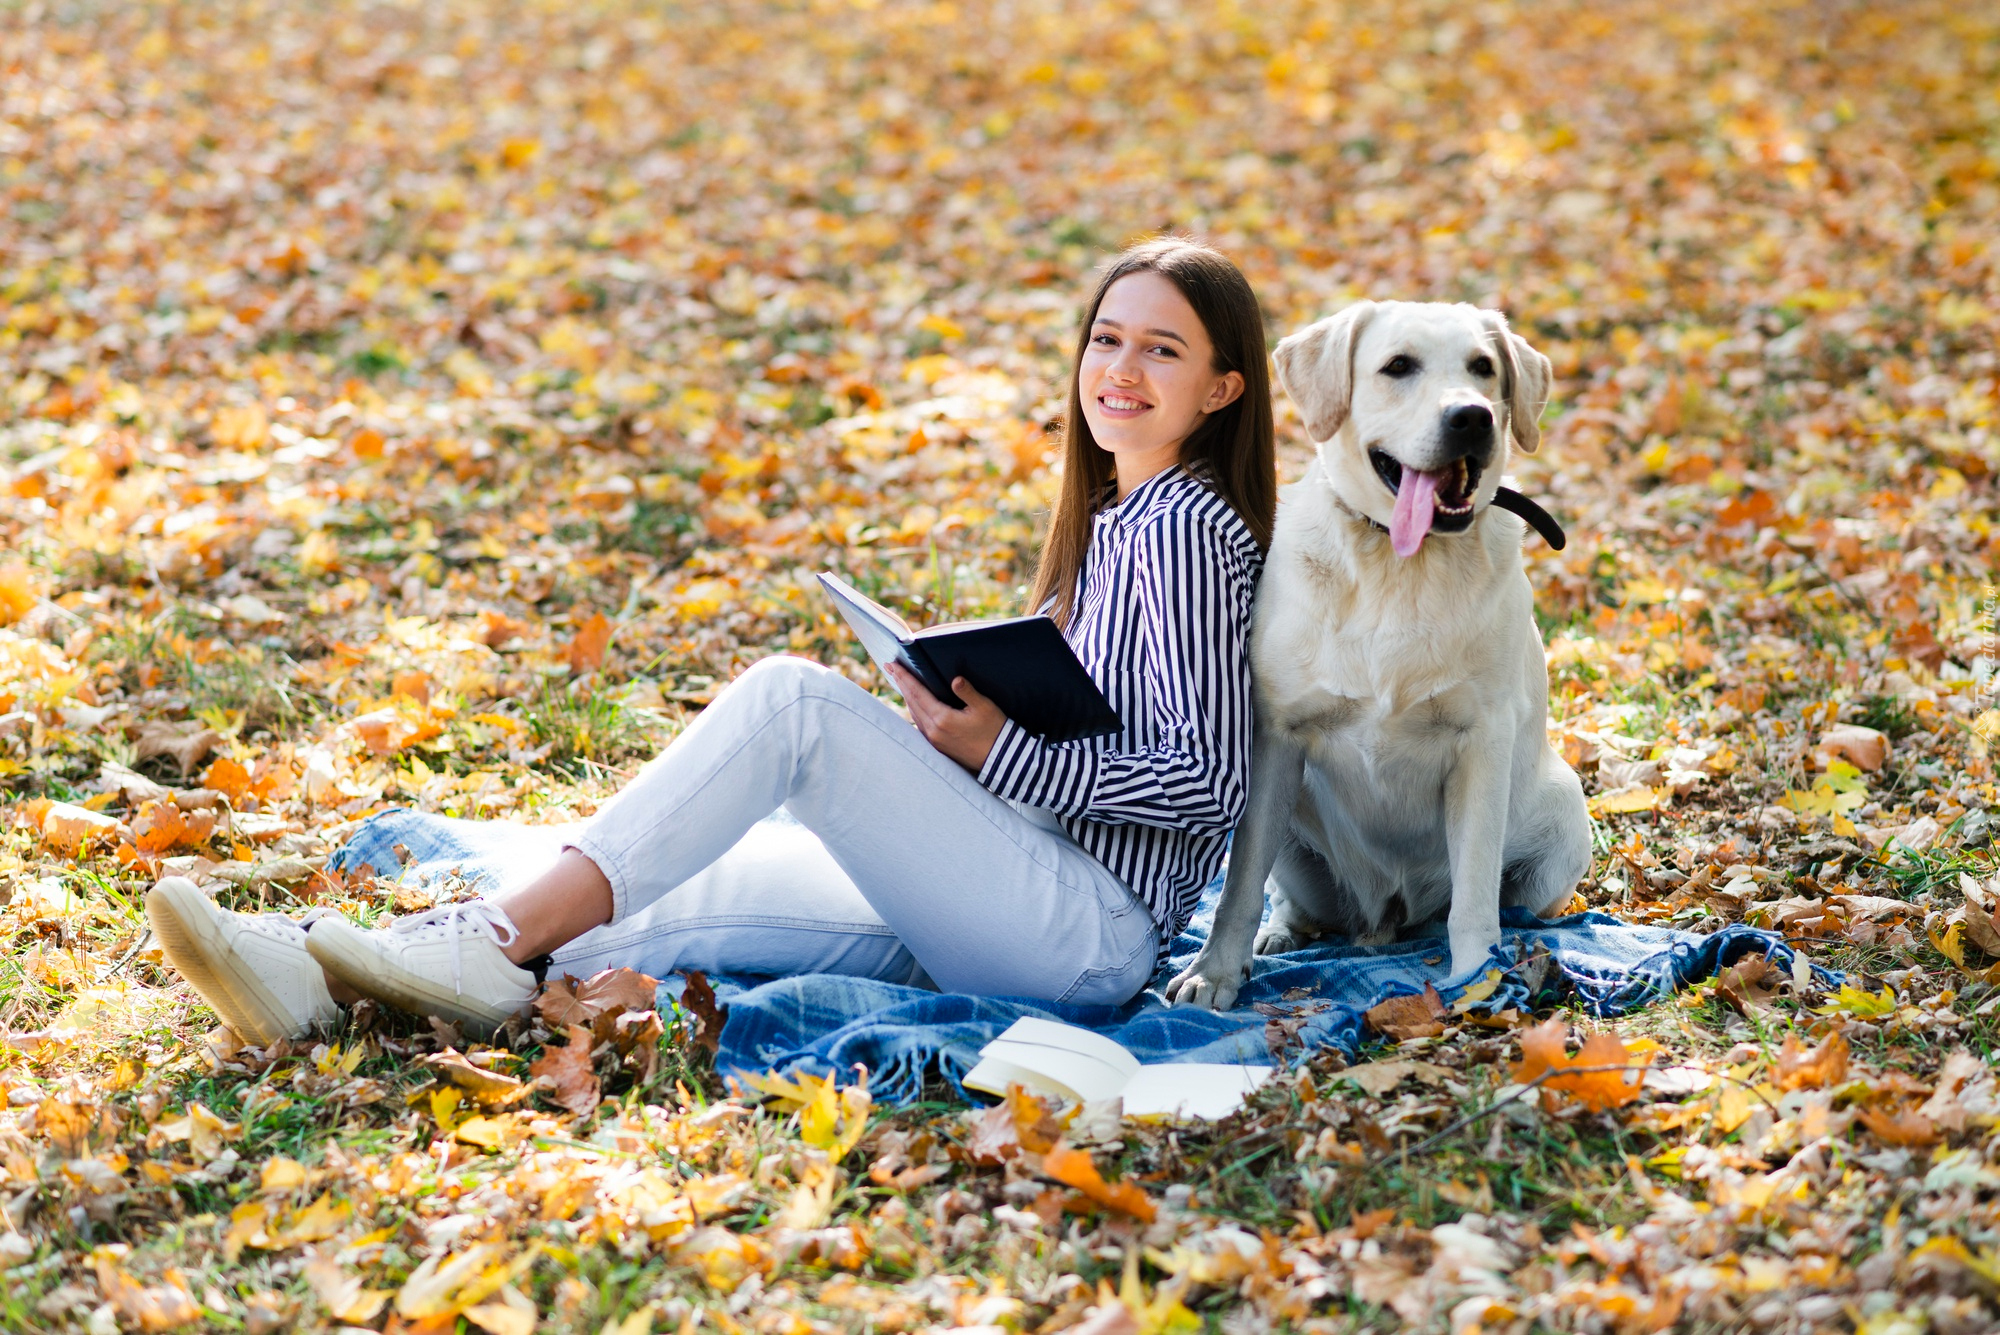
[818,573,1120,743]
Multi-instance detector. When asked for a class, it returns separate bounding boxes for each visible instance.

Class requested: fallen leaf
[962,1101,1023,1166]
[1816,723,1888,772]
[1858,1108,1939,1146]
[40,800,122,852]
[304,1254,391,1325]
[679,970,723,1056]
[1041,1141,1156,1222]
[1338,1059,1452,1097]
[422,1050,530,1109]
[575,967,658,1017]
[1512,1018,1652,1112]
[1716,953,1783,1014]
[1365,982,1449,1040]
[1773,1031,1849,1091]
[566,612,613,674]
[134,722,220,776]
[529,1024,600,1116]
[93,1247,203,1332]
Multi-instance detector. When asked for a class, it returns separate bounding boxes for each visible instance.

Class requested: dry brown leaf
[530,1024,601,1117]
[1364,982,1449,1040]
[1815,723,1887,772]
[679,970,723,1056]
[1716,953,1783,1014]
[961,1101,1022,1166]
[576,967,659,1018]
[1960,876,2000,958]
[134,722,220,776]
[421,1050,530,1110]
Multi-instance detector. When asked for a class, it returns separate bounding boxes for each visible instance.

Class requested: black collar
[1332,486,1567,551]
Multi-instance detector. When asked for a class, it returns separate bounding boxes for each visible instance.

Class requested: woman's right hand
[889,664,1006,774]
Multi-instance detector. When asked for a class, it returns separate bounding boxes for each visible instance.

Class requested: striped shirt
[978,465,1261,958]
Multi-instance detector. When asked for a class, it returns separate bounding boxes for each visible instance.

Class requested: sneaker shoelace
[245,905,341,939]
[385,899,522,996]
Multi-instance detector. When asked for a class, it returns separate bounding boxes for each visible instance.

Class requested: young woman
[147,237,1277,1042]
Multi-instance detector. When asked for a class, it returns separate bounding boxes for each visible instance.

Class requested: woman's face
[1078,271,1245,487]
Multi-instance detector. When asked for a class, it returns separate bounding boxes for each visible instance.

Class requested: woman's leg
[564,655,1157,1001]
[548,813,931,986]
[317,655,1158,1010]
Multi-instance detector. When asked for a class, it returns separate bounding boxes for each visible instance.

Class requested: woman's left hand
[888,665,1006,773]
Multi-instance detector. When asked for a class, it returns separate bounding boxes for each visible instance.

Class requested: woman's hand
[888,664,1005,773]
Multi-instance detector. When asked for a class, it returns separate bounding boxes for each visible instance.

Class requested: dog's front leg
[1444,726,1513,979]
[1165,721,1305,1011]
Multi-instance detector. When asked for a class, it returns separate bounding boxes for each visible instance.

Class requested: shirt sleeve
[977,510,1256,833]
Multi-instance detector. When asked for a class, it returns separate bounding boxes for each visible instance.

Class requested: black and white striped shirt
[978,465,1261,958]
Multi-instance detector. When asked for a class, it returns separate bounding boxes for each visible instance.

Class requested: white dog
[1166,300,1591,1012]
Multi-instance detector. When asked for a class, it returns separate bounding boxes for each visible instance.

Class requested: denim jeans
[562,656,1158,1005]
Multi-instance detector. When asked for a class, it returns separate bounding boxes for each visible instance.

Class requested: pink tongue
[1390,468,1440,558]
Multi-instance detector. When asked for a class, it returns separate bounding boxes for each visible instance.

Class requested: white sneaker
[146,876,338,1046]
[306,900,536,1037]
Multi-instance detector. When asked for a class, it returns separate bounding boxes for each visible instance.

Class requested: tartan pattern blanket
[331,809,1809,1105]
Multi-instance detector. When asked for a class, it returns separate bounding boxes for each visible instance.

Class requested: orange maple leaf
[1511,1017,1652,1113]
[566,612,613,675]
[1041,1141,1156,1222]
[200,756,253,804]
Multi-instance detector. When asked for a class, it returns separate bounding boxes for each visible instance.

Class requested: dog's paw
[1253,924,1307,956]
[1164,955,1246,1011]
[1448,932,1503,980]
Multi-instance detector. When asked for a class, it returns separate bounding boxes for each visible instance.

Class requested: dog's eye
[1380,355,1418,378]
[1468,355,1495,377]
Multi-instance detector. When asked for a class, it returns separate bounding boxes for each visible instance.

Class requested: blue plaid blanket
[332,809,1812,1105]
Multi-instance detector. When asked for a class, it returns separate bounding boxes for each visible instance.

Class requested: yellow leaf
[1590,786,1661,816]
[1816,983,1898,1018]
[304,1256,391,1324]
[260,1157,308,1193]
[601,1304,658,1335]
[465,1285,538,1335]
[431,1086,464,1133]
[1450,968,1505,1014]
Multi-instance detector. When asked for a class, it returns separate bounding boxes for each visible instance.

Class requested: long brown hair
[1026,237,1276,627]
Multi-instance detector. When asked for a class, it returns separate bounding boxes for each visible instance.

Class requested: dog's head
[1273,301,1552,557]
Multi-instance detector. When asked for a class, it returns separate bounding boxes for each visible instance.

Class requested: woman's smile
[1097,392,1151,417]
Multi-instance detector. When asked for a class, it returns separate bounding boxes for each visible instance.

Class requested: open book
[818,572,1120,744]
[963,1017,1273,1120]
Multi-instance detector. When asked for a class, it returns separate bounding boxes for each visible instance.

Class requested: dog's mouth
[1369,449,1482,556]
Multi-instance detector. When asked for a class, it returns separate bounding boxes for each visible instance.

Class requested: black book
[817,572,1120,744]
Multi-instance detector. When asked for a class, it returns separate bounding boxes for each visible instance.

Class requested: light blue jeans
[555,656,1159,1005]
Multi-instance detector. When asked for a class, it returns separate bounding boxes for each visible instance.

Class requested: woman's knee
[735,654,855,708]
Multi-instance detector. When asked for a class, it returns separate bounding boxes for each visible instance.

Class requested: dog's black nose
[1443,403,1493,453]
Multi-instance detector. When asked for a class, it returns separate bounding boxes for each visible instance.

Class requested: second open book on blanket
[963,1017,1273,1120]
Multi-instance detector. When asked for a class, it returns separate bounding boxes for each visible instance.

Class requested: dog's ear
[1482,310,1553,453]
[1274,301,1375,443]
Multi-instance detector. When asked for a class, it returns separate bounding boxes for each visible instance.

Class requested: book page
[817,573,914,682]
[966,1017,1140,1104]
[1121,1064,1273,1121]
[963,1055,1078,1103]
[988,1019,1140,1079]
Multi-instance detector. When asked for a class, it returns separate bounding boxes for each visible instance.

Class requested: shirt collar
[1094,464,1193,530]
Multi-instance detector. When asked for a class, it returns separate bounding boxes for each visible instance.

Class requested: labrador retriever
[1166,300,1591,1011]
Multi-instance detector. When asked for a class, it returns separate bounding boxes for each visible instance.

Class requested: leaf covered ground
[1,0,1998,1331]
